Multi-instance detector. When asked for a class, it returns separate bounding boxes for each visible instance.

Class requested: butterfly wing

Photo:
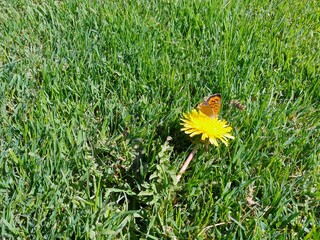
[207,94,221,118]
[197,93,221,118]
[197,104,214,117]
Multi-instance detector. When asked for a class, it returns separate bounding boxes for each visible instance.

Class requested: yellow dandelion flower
[181,109,235,146]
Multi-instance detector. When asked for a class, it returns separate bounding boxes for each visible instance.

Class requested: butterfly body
[197,93,221,118]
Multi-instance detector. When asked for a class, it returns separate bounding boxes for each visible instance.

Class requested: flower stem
[176,144,199,183]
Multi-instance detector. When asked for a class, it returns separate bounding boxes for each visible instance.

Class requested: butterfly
[197,93,221,118]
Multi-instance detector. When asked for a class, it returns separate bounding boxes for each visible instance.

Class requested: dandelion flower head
[181,109,234,146]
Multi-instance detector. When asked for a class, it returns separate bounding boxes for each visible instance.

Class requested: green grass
[1,0,319,239]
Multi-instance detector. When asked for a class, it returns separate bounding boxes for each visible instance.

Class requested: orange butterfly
[197,93,221,118]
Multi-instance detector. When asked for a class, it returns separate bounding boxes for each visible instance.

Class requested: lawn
[1,0,319,239]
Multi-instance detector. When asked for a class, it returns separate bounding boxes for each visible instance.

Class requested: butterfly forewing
[207,94,221,117]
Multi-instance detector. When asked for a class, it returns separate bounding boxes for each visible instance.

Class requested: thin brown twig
[176,144,199,182]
